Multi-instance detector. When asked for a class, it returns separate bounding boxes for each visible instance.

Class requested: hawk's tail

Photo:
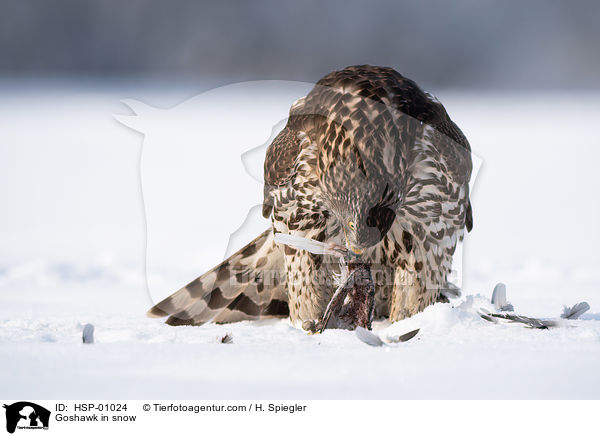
[147,229,288,326]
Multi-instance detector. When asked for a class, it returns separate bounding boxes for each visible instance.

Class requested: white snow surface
[1,80,599,399]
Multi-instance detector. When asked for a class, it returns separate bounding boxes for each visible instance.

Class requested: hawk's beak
[345,236,363,255]
[350,246,364,255]
[344,229,363,256]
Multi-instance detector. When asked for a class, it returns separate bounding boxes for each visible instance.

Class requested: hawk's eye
[348,221,356,231]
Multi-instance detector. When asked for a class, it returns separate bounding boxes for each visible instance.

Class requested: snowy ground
[0,80,599,399]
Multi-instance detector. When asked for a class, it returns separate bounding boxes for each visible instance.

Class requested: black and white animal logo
[3,402,50,433]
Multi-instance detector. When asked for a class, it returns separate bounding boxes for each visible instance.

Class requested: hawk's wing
[422,106,473,232]
[261,95,324,217]
[262,125,304,217]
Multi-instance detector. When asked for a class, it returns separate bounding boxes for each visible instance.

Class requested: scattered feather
[488,313,559,329]
[478,309,499,324]
[218,333,233,344]
[82,323,94,344]
[356,327,420,346]
[491,282,506,307]
[274,233,346,257]
[441,283,461,299]
[388,328,420,343]
[491,283,514,311]
[561,302,590,320]
[355,327,384,347]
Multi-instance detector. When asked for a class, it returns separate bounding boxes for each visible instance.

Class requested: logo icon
[3,402,50,434]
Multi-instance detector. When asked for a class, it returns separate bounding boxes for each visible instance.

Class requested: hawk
[148,65,473,328]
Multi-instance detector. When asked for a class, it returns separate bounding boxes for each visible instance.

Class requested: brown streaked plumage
[148,65,473,328]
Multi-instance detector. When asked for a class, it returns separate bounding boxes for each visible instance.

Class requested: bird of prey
[148,65,473,328]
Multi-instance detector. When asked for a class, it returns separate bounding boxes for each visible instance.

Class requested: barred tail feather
[147,229,288,326]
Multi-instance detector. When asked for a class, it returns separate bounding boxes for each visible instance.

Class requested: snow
[0,80,599,399]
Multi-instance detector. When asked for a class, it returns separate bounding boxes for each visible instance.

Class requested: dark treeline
[1,0,599,89]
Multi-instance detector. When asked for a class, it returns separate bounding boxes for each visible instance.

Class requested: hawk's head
[323,162,399,254]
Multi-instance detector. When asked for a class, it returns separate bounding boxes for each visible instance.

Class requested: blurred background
[0,0,599,318]
[1,0,600,89]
